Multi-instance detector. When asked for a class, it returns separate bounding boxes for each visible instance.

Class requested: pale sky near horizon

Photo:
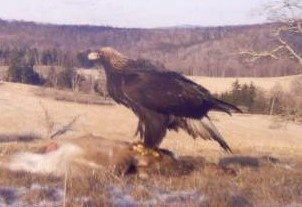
[0,0,268,28]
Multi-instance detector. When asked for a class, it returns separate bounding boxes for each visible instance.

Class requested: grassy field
[0,80,301,206]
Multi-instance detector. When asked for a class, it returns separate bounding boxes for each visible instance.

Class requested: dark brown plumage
[88,47,242,152]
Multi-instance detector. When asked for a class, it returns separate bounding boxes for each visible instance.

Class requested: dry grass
[0,134,301,206]
[1,152,301,206]
[0,81,302,206]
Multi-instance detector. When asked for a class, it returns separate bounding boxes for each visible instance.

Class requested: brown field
[0,80,302,206]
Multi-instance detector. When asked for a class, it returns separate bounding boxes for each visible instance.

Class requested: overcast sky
[0,0,268,28]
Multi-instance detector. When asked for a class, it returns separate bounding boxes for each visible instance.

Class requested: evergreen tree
[215,80,268,114]
[6,48,43,85]
[231,79,241,104]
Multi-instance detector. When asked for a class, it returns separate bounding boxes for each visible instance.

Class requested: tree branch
[297,21,302,34]
[50,115,80,139]
[239,46,284,62]
[277,28,302,66]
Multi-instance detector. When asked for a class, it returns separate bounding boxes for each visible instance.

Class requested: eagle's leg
[131,111,170,158]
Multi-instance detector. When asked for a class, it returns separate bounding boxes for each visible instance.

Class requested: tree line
[1,46,91,88]
[0,47,93,68]
[215,79,302,122]
[0,19,301,77]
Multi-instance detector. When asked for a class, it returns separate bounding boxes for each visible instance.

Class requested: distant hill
[0,19,301,77]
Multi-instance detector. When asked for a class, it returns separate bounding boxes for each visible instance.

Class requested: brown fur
[2,135,180,177]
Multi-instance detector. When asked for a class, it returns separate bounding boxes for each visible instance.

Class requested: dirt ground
[0,81,302,206]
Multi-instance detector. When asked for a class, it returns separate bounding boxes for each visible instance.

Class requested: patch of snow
[106,184,136,207]
[0,184,63,207]
[106,184,205,206]
[154,190,205,204]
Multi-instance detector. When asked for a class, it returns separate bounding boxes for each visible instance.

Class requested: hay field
[0,80,302,206]
[189,74,302,93]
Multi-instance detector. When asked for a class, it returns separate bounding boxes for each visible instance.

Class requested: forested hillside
[0,19,301,77]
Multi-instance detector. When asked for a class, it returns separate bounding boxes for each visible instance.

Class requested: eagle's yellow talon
[131,142,161,158]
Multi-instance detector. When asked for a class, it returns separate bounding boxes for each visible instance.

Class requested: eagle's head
[88,47,130,70]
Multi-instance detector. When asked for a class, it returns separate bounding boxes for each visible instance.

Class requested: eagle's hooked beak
[88,51,100,61]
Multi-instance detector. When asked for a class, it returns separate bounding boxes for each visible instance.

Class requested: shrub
[56,67,74,89]
[269,78,302,122]
[7,64,43,85]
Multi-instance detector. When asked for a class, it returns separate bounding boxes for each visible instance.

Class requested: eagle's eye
[98,50,105,58]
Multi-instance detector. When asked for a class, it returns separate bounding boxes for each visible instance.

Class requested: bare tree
[241,0,302,71]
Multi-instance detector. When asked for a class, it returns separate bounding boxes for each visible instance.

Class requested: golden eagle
[88,48,241,152]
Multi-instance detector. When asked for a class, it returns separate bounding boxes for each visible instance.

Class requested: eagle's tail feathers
[212,98,242,115]
[200,117,232,152]
[182,117,232,152]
